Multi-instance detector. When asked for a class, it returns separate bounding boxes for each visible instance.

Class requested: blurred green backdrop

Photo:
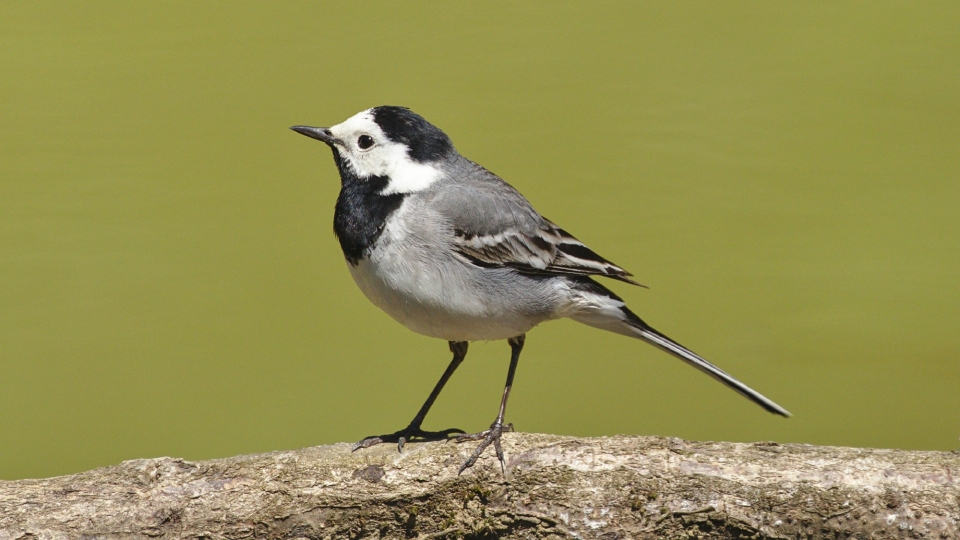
[2,2,958,480]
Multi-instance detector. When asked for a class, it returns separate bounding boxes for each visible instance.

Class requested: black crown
[371,106,455,163]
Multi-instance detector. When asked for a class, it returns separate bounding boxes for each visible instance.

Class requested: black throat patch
[331,150,406,265]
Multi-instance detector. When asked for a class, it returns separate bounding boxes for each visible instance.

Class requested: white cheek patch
[329,109,442,195]
[374,144,442,194]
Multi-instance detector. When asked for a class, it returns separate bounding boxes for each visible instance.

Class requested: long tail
[569,279,791,417]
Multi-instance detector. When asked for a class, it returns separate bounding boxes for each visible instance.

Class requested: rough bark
[1,433,957,539]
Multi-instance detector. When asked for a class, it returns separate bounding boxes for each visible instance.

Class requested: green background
[2,2,958,480]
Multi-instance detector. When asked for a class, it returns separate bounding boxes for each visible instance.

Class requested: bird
[291,106,789,474]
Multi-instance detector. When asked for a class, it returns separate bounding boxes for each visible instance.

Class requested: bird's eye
[357,135,375,150]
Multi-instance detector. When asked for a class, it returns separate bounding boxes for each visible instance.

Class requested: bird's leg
[352,341,468,453]
[455,334,524,475]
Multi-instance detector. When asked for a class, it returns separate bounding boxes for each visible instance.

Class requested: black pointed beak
[290,125,338,145]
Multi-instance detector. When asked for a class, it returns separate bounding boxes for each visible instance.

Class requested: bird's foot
[455,421,514,475]
[351,424,465,453]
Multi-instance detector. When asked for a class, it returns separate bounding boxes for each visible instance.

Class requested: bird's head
[292,106,456,194]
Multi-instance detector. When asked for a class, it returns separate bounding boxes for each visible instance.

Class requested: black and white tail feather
[569,280,791,417]
[632,320,790,416]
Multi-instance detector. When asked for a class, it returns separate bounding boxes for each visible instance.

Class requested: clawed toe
[351,436,385,452]
[352,426,465,453]
[455,421,514,474]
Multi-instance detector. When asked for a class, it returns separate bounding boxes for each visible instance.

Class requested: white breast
[345,202,553,341]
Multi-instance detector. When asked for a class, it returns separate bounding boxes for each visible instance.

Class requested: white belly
[347,253,543,342]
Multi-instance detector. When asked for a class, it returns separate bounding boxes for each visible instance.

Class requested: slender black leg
[352,341,469,452]
[455,334,525,475]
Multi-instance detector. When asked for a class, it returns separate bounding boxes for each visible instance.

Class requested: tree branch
[2,433,957,539]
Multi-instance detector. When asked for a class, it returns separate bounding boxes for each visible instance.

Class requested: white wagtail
[291,106,789,474]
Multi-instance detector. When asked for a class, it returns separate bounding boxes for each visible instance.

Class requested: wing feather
[431,160,644,286]
[453,220,642,286]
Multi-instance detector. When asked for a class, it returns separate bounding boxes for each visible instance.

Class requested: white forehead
[329,109,382,139]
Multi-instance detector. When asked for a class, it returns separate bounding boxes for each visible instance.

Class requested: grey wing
[430,166,642,286]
